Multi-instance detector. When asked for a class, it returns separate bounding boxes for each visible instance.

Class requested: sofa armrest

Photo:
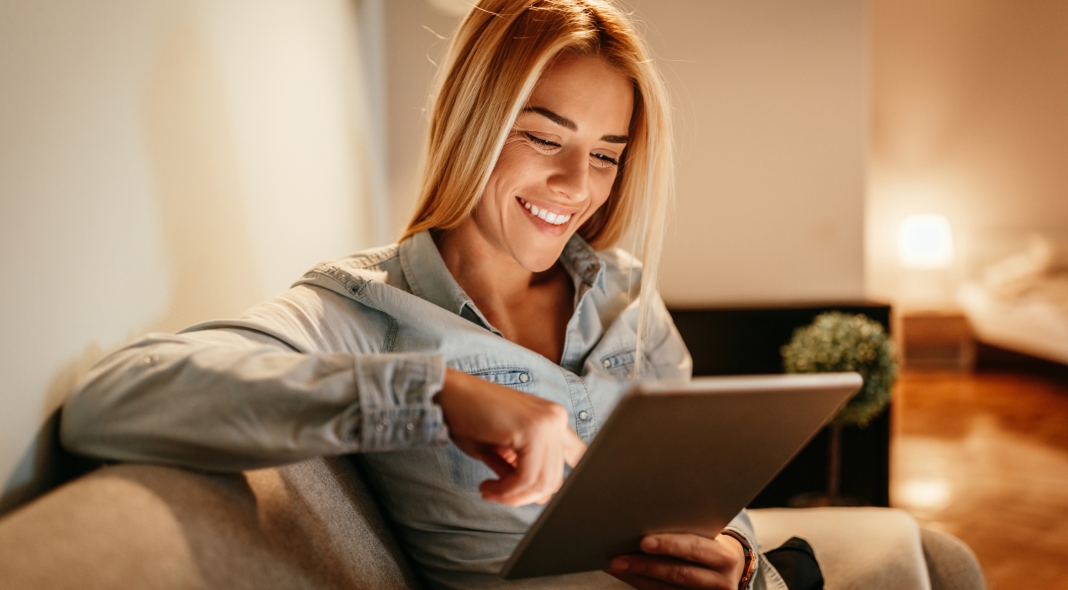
[0,458,423,590]
[750,508,984,590]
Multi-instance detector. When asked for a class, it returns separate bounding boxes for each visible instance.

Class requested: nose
[546,148,589,203]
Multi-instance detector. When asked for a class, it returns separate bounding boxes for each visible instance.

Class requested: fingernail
[609,557,629,571]
[642,537,659,551]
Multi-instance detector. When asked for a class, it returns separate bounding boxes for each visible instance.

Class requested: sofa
[0,456,984,589]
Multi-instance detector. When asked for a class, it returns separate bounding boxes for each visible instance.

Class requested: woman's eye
[523,132,560,150]
[521,131,618,169]
[591,153,619,169]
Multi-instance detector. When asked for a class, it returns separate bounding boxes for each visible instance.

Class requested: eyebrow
[523,106,629,144]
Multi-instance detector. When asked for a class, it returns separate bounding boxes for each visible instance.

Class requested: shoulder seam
[304,264,367,297]
[301,244,402,296]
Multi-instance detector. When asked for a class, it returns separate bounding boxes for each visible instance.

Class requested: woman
[62,1,774,588]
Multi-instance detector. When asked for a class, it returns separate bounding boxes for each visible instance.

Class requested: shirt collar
[559,232,606,292]
[399,230,474,319]
[398,230,605,330]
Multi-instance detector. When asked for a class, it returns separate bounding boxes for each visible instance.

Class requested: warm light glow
[898,479,952,510]
[897,214,954,269]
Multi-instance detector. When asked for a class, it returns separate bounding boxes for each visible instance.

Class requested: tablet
[500,372,863,580]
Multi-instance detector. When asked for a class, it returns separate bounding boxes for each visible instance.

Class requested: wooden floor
[891,370,1068,589]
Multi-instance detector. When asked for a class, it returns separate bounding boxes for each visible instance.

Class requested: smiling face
[465,53,635,272]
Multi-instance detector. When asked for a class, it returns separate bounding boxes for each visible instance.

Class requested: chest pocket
[599,349,635,378]
[471,367,534,389]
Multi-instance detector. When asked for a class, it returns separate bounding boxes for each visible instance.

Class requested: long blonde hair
[402,0,674,371]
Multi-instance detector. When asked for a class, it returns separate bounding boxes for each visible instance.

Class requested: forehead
[527,53,634,135]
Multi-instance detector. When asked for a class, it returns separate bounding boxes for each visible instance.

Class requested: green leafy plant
[781,312,897,427]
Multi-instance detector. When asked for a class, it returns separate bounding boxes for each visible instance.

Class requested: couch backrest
[0,457,424,590]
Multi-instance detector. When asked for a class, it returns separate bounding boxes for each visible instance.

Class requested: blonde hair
[402,0,674,371]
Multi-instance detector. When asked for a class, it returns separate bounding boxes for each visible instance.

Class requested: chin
[514,240,569,273]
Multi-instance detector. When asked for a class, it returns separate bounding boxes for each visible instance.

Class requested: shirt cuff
[353,353,449,451]
[724,509,760,590]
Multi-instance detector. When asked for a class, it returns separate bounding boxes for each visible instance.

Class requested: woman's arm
[61,285,586,505]
[60,326,449,471]
[436,369,586,506]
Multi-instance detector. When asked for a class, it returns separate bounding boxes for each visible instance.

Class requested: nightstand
[897,309,975,371]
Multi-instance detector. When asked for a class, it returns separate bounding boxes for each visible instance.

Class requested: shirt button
[375,420,387,433]
[578,410,590,421]
[143,354,159,365]
[405,422,415,431]
[602,359,611,369]
[518,373,529,383]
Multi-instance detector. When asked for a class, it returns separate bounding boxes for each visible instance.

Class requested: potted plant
[781,312,897,506]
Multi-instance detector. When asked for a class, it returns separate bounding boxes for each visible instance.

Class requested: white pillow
[982,234,1053,298]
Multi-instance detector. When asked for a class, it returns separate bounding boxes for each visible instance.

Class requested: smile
[517,197,572,226]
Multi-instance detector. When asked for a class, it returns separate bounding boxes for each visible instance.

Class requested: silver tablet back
[501,372,863,580]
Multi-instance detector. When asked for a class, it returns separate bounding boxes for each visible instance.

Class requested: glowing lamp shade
[897,214,954,269]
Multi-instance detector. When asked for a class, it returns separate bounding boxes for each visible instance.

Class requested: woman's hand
[433,368,587,506]
[606,533,746,590]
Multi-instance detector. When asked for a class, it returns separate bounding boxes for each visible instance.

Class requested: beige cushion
[0,458,422,590]
[751,507,932,590]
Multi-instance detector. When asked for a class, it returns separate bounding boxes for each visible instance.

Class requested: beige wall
[867,0,1068,300]
[382,0,869,305]
[0,0,375,512]
[642,0,868,305]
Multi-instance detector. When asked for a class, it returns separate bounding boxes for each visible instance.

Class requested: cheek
[490,138,542,190]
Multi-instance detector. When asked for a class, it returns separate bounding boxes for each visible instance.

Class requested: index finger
[563,429,587,467]
[479,432,548,503]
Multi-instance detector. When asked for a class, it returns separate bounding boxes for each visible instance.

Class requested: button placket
[562,371,596,442]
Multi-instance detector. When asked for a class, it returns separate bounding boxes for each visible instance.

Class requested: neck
[433,220,575,362]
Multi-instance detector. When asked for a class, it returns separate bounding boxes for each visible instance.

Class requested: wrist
[721,530,757,590]
[434,368,469,404]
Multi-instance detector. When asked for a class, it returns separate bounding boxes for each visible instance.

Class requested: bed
[957,233,1068,366]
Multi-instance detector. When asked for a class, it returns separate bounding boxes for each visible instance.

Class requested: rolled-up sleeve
[60,286,451,472]
[355,353,448,451]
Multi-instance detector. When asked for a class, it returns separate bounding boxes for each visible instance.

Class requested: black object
[765,537,824,590]
[668,303,892,508]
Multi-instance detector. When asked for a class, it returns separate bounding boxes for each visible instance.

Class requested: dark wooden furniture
[899,309,976,371]
[668,303,893,508]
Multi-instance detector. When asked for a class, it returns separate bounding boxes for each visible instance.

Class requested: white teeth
[519,198,571,225]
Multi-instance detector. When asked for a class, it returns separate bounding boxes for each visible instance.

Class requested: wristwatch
[721,530,758,590]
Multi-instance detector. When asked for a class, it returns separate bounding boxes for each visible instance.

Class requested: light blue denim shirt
[62,230,773,589]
